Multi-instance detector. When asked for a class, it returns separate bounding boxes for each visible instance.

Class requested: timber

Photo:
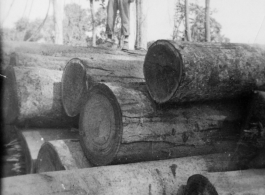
[61,57,145,117]
[79,82,243,165]
[36,139,92,173]
[4,66,77,127]
[143,40,265,103]
[2,157,265,195]
[18,128,79,173]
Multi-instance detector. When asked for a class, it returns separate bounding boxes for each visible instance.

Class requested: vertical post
[90,0,96,47]
[135,0,147,50]
[53,0,64,44]
[185,0,191,41]
[129,1,136,50]
[205,0,210,42]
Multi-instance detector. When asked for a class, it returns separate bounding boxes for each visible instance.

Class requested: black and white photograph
[0,0,265,194]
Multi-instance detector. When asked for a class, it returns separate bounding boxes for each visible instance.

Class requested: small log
[4,66,77,127]
[143,40,265,103]
[2,157,265,195]
[36,139,92,173]
[62,57,145,117]
[18,128,79,173]
[79,82,243,165]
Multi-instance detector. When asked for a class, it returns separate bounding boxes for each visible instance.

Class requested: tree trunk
[4,66,77,127]
[36,139,92,173]
[2,161,265,195]
[205,0,210,42]
[18,128,79,173]
[79,82,243,165]
[185,0,191,41]
[135,0,147,50]
[52,0,64,44]
[144,40,265,103]
[61,57,145,117]
[90,0,96,47]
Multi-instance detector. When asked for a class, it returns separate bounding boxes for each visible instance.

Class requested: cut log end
[143,40,183,103]
[79,83,123,166]
[36,139,92,173]
[36,142,65,173]
[61,58,88,117]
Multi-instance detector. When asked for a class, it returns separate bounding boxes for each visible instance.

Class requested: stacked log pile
[2,40,265,194]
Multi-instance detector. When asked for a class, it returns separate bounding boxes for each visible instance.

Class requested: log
[18,128,79,173]
[36,139,92,173]
[179,171,265,195]
[3,40,146,57]
[79,82,243,165]
[2,157,265,195]
[61,57,145,117]
[143,40,265,103]
[4,66,77,127]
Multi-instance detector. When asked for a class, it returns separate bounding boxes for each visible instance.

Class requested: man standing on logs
[103,0,134,51]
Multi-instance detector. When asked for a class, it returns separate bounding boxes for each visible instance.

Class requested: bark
[2,160,265,195]
[79,82,243,165]
[144,40,265,103]
[18,128,79,173]
[61,57,145,117]
[4,66,77,127]
[36,139,92,173]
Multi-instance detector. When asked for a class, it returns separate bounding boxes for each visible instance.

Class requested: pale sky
[0,0,264,44]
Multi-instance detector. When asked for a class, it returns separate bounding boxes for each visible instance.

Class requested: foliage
[173,0,230,42]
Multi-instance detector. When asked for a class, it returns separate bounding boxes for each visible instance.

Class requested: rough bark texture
[2,158,265,195]
[6,66,77,127]
[79,82,244,165]
[18,128,79,173]
[144,40,265,103]
[61,58,145,117]
[36,139,92,173]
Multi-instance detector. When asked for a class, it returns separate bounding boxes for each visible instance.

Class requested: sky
[0,0,265,44]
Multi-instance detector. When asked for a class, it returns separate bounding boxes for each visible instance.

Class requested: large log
[62,57,145,117]
[143,40,265,103]
[4,65,77,127]
[36,139,92,173]
[3,40,146,57]
[79,82,243,165]
[18,128,79,173]
[2,157,265,195]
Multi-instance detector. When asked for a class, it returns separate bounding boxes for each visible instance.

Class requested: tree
[53,0,64,44]
[205,0,210,42]
[185,0,191,41]
[173,0,229,42]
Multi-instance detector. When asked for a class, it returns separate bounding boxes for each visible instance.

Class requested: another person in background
[104,0,134,51]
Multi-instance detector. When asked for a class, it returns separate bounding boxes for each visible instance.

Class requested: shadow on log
[144,40,265,103]
[79,82,244,165]
[36,139,92,173]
